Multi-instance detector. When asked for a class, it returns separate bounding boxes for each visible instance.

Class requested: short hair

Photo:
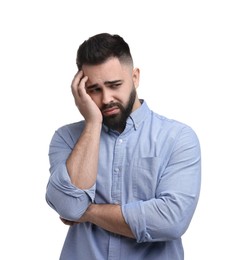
[76,33,133,70]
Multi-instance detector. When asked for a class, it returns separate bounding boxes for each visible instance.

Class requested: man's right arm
[46,70,102,220]
[67,70,103,189]
[46,125,98,221]
[66,122,101,190]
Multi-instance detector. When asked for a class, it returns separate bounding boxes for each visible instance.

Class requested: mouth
[102,106,120,117]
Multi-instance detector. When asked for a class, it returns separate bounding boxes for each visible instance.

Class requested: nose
[102,89,113,105]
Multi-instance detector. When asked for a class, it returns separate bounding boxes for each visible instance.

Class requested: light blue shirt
[46,100,201,260]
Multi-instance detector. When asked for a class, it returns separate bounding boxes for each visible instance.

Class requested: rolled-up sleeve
[122,126,201,243]
[46,125,96,221]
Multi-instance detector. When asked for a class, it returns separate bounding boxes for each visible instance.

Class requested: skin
[63,57,141,238]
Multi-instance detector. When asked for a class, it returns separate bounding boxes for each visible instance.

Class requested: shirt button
[114,168,119,172]
[119,139,123,144]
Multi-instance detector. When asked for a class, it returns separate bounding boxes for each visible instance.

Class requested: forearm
[80,204,135,239]
[66,122,102,189]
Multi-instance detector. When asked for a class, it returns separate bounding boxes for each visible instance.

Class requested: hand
[71,71,102,124]
[60,214,88,226]
[60,217,78,226]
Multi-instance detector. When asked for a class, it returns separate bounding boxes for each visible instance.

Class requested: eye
[110,83,122,89]
[87,87,101,94]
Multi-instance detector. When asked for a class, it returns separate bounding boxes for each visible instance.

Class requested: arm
[60,204,135,239]
[46,71,103,220]
[66,122,101,189]
[80,204,135,238]
[67,71,102,189]
[122,126,201,242]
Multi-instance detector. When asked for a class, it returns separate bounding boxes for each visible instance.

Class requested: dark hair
[76,33,133,70]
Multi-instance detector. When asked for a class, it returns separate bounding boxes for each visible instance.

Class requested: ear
[132,68,140,89]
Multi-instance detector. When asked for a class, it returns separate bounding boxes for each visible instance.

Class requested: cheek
[115,93,127,106]
[118,85,132,101]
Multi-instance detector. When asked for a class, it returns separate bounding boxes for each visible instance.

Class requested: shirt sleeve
[46,126,96,221]
[122,126,201,243]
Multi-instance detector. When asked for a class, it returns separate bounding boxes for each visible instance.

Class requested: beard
[101,87,136,131]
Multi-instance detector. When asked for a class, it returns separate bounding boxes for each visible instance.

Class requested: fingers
[77,75,88,98]
[70,70,101,121]
[71,70,88,100]
[60,217,76,226]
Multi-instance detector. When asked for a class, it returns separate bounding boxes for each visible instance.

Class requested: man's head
[76,33,141,132]
[76,33,133,69]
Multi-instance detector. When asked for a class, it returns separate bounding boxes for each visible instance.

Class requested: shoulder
[151,110,194,131]
[150,111,200,144]
[56,120,85,133]
[53,120,85,142]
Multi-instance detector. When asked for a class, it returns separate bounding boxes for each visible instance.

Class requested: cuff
[122,201,150,243]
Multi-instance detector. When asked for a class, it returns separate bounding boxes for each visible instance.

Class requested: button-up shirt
[46,100,201,260]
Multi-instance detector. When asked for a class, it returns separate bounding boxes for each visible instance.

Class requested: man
[46,33,201,260]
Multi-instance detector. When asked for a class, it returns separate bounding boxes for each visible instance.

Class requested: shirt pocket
[132,157,160,200]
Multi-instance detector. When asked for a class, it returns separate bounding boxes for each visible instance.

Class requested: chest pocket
[131,157,160,200]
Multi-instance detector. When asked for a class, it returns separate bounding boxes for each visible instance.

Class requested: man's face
[82,58,140,131]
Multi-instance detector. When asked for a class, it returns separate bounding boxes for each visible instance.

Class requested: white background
[0,0,250,259]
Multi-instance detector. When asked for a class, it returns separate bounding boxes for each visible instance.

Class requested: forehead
[82,58,131,85]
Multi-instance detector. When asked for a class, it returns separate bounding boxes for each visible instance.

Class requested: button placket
[111,137,124,204]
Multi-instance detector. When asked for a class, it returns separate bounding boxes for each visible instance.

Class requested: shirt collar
[126,99,150,131]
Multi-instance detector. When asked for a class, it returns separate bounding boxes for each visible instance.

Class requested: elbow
[148,216,192,242]
[162,208,196,240]
[58,203,90,221]
[140,223,188,243]
[46,183,91,221]
[165,223,188,240]
[151,222,189,241]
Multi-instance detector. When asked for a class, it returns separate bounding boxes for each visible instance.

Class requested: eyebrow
[86,80,123,90]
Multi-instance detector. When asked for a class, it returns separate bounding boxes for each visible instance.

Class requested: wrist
[84,204,95,222]
[85,120,102,130]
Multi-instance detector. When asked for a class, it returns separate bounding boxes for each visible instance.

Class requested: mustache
[101,102,123,111]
